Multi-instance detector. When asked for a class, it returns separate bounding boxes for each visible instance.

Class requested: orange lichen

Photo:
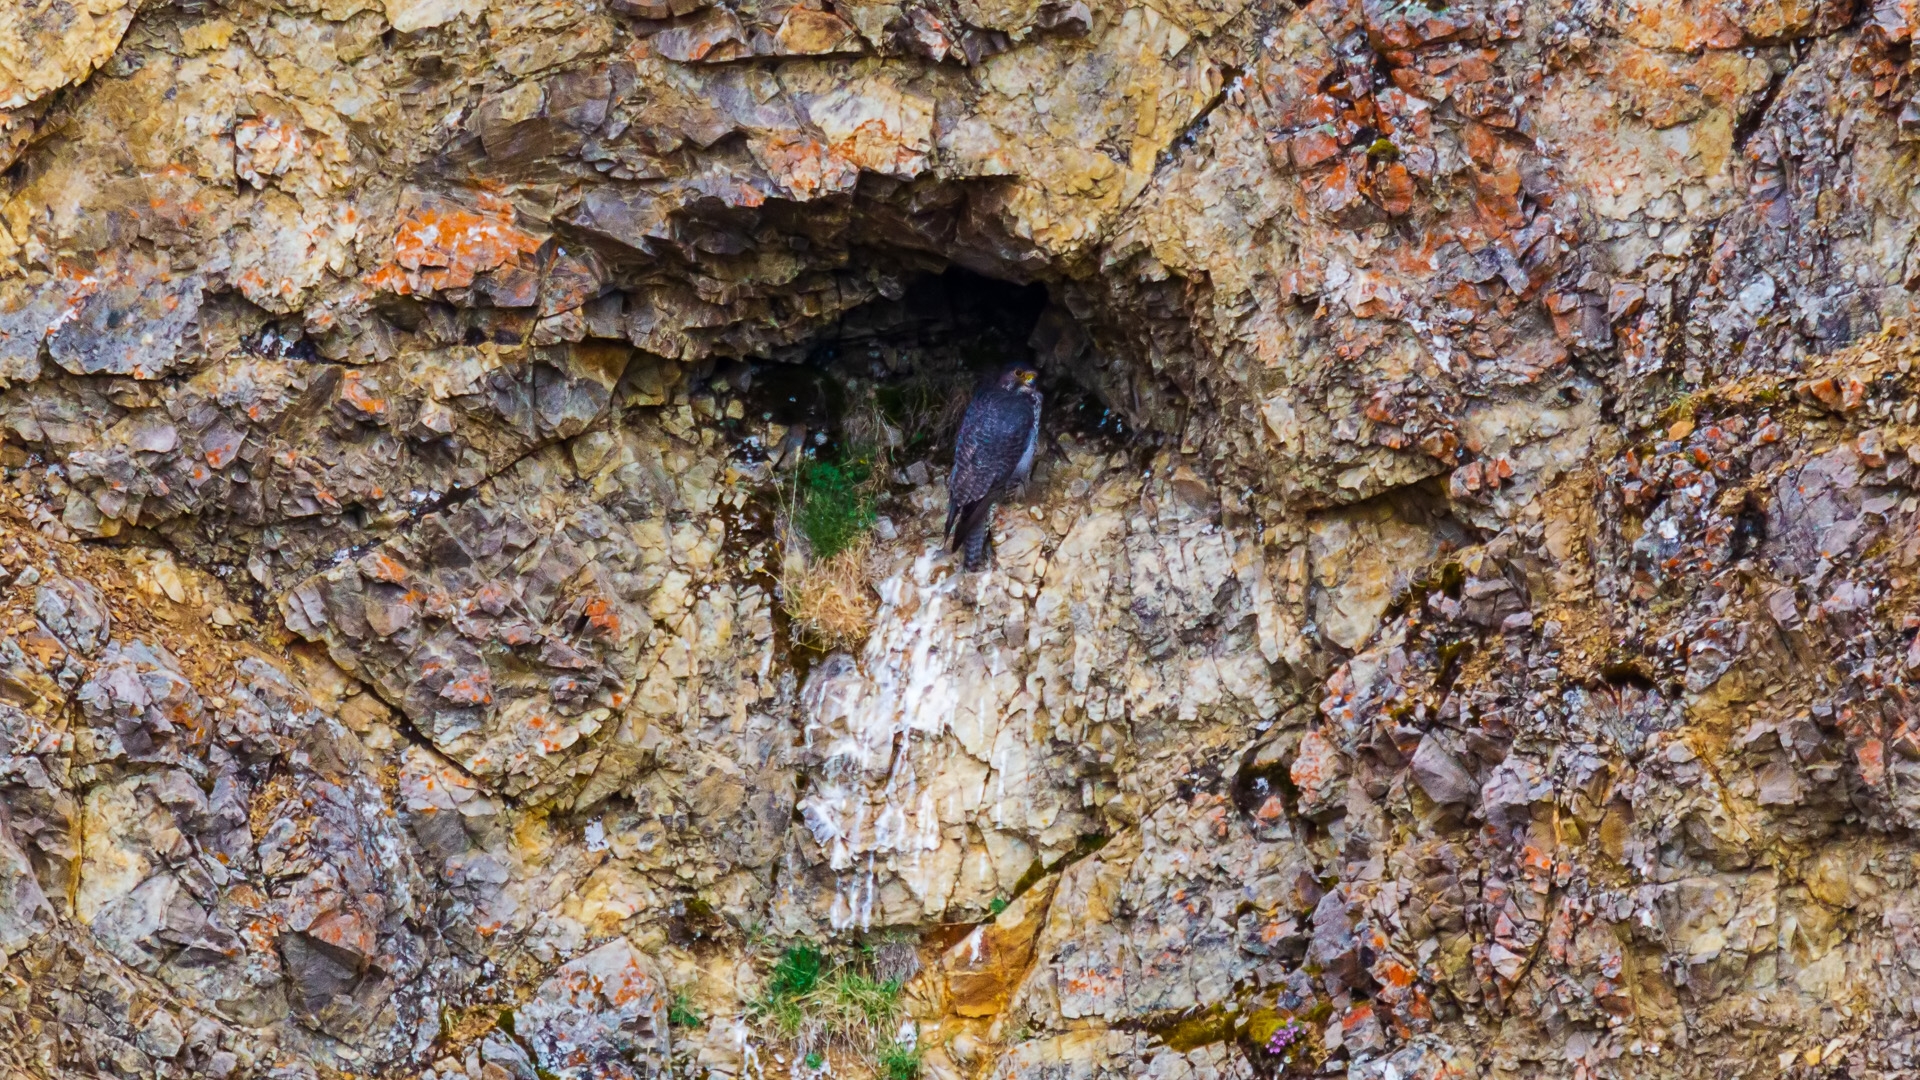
[441,672,493,705]
[337,370,388,418]
[364,192,543,296]
[759,135,859,198]
[308,909,375,957]
[582,596,622,637]
[828,118,923,178]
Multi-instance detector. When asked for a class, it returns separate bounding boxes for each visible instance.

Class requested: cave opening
[735,268,1048,448]
[691,265,1142,665]
[723,267,1130,482]
[709,266,1134,565]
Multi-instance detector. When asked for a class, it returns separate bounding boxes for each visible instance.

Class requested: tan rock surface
[0,0,138,111]
[0,0,1916,1076]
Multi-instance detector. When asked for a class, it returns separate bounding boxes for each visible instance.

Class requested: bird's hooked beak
[1018,369,1038,387]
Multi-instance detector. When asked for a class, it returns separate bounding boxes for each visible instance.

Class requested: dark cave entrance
[701,266,1138,663]
[724,267,1129,483]
[814,267,1053,378]
[734,269,1047,446]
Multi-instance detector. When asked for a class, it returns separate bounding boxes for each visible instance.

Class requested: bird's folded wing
[948,389,1025,509]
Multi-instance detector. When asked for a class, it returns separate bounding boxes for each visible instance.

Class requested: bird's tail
[962,515,991,571]
[950,498,995,569]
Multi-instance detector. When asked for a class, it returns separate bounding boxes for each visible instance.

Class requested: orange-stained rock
[942,878,1059,1017]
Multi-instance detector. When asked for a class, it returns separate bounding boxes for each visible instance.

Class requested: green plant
[795,453,878,559]
[749,941,911,1072]
[668,991,702,1029]
[988,896,1010,916]
[829,970,904,1029]
[757,991,806,1039]
[877,1038,922,1080]
[749,943,827,1039]
[805,1051,826,1070]
[769,944,826,998]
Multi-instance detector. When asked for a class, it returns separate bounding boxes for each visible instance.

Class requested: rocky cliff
[1,0,1919,1076]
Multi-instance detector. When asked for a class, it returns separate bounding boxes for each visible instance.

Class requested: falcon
[945,363,1042,570]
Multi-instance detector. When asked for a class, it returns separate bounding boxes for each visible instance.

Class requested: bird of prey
[946,364,1042,570]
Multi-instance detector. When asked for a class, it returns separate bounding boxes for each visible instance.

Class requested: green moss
[1138,997,1330,1074]
[1435,638,1473,691]
[796,452,878,559]
[1244,1009,1318,1073]
[1150,1003,1239,1052]
[988,896,1010,916]
[1009,857,1049,899]
[1243,1010,1289,1047]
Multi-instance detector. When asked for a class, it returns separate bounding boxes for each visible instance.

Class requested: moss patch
[796,450,879,559]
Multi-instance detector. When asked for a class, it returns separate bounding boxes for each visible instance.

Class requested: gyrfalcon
[946,364,1042,570]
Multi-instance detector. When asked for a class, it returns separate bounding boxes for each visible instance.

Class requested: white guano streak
[800,550,963,930]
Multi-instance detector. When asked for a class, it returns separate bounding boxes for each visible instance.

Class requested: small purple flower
[1265,1021,1302,1056]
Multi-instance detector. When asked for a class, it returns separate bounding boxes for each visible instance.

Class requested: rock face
[0,0,1918,1077]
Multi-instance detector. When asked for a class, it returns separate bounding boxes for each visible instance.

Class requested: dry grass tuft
[747,942,921,1079]
[780,538,879,650]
